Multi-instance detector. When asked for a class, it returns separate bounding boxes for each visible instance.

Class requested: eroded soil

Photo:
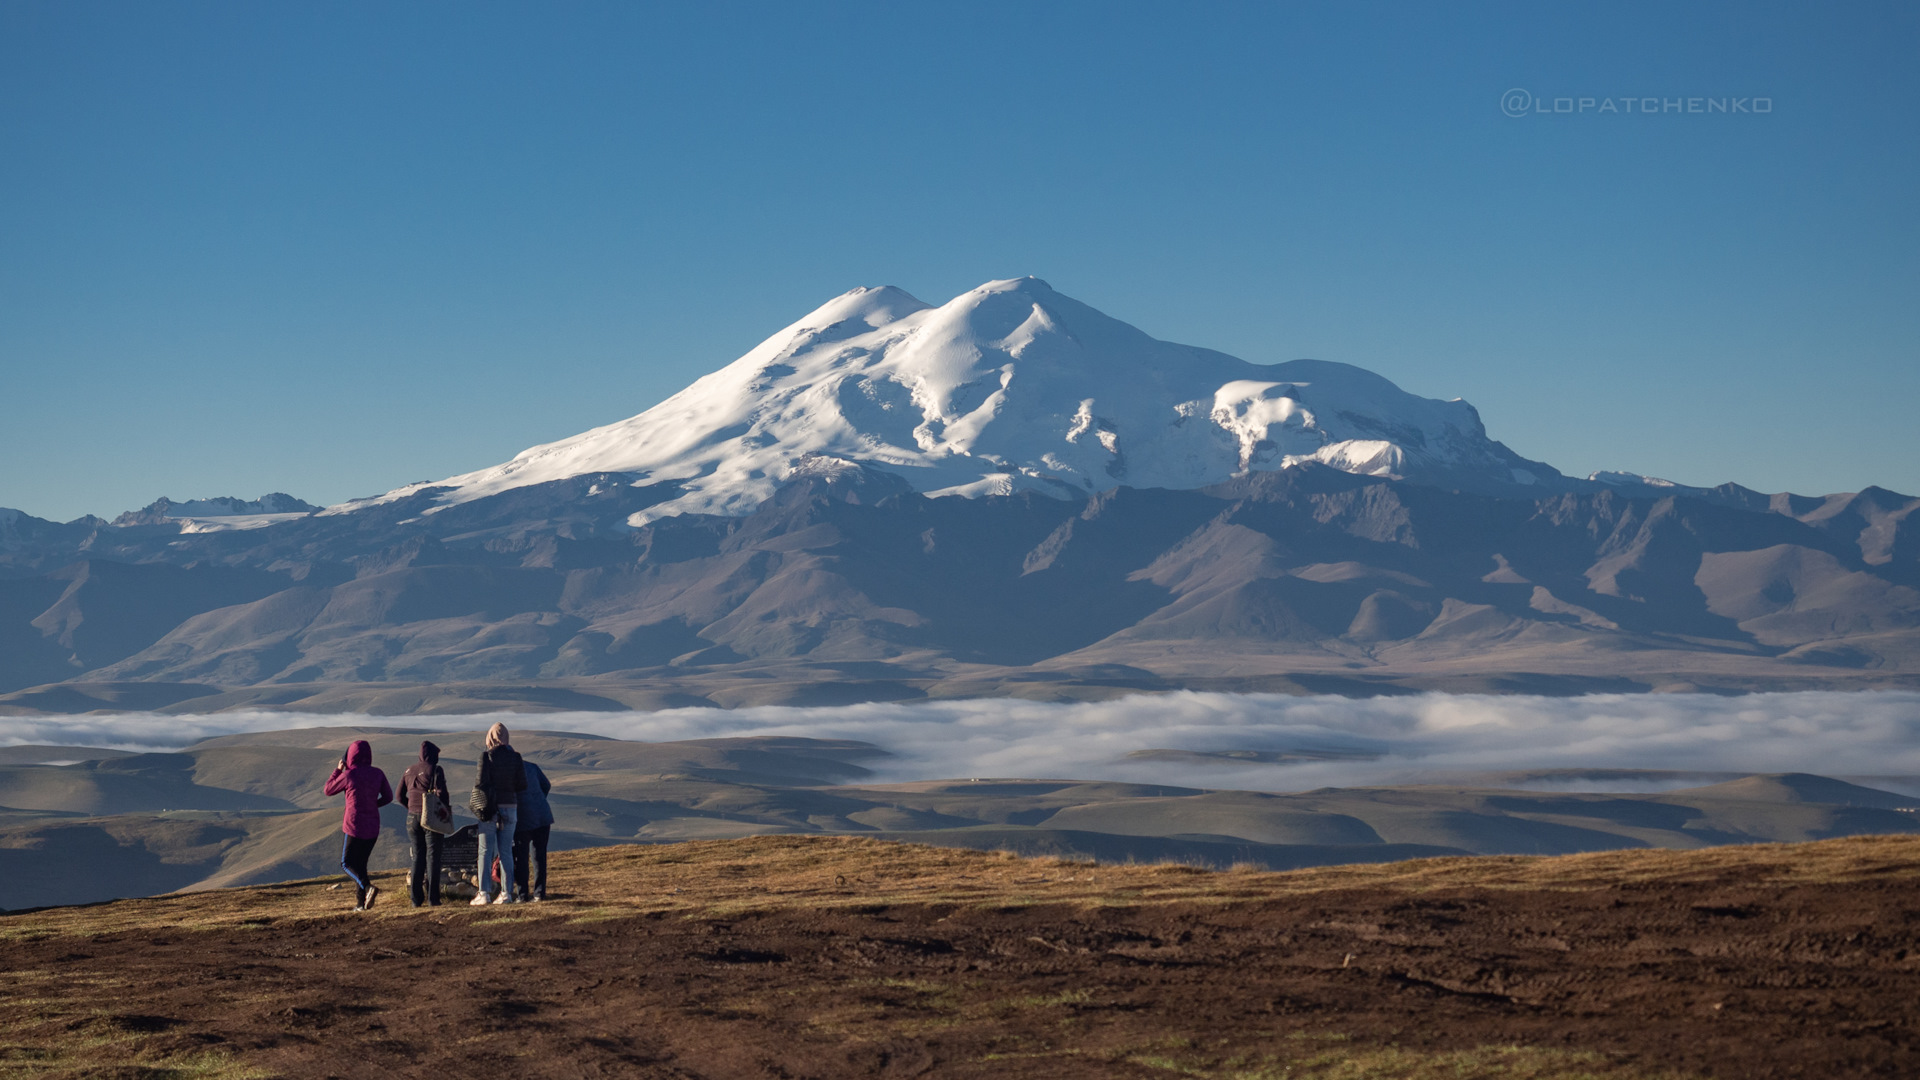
[5,836,1920,1078]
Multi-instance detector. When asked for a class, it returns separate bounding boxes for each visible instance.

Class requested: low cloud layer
[7,691,1920,792]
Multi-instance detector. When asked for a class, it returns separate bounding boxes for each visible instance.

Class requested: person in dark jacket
[471,722,527,905]
[512,759,554,902]
[323,739,393,911]
[396,740,451,907]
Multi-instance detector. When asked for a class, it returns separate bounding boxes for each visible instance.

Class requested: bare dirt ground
[5,835,1920,1079]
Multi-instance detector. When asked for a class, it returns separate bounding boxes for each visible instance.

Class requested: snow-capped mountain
[5,274,1919,699]
[335,277,1564,524]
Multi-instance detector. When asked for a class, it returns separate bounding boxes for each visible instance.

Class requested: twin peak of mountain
[344,276,1596,527]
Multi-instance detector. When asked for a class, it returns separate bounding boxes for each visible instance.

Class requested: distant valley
[5,726,1918,911]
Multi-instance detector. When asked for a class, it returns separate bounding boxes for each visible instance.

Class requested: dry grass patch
[1,833,1912,1078]
[6,833,1920,943]
[0,1016,271,1080]
[1113,1039,1696,1079]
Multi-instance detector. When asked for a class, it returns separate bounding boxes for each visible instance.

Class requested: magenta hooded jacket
[323,740,394,839]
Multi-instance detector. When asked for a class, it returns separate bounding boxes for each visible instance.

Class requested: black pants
[341,834,377,901]
[513,825,550,898]
[406,813,443,906]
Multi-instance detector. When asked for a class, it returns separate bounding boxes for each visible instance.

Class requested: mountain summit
[340,277,1564,523]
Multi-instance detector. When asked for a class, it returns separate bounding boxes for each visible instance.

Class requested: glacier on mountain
[334,277,1564,525]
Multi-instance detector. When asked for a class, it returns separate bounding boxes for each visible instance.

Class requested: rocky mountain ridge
[2,461,1917,702]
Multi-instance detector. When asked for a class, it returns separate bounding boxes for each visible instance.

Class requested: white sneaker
[493,893,514,904]
[470,893,492,906]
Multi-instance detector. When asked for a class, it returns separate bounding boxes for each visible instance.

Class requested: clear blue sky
[3,1,1916,521]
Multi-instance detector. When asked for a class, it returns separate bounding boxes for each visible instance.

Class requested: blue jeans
[476,804,518,900]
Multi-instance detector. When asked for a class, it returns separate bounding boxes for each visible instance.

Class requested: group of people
[322,722,554,910]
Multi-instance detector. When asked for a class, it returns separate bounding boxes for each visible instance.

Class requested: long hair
[485,722,510,750]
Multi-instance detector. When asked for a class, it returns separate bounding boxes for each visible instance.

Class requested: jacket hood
[419,740,440,766]
[346,740,372,768]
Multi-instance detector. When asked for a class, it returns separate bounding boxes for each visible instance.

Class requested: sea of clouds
[8,690,1920,793]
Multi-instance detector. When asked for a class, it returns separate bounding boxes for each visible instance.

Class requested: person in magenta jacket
[323,739,394,911]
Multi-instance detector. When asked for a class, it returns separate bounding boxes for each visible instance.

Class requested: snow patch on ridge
[112,494,320,531]
[1592,471,1680,488]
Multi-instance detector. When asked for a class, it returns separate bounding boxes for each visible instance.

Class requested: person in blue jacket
[512,758,554,902]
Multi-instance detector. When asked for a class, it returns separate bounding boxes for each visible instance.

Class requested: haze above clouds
[10,691,1919,792]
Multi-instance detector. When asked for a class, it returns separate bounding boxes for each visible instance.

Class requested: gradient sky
[3,1,1916,522]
